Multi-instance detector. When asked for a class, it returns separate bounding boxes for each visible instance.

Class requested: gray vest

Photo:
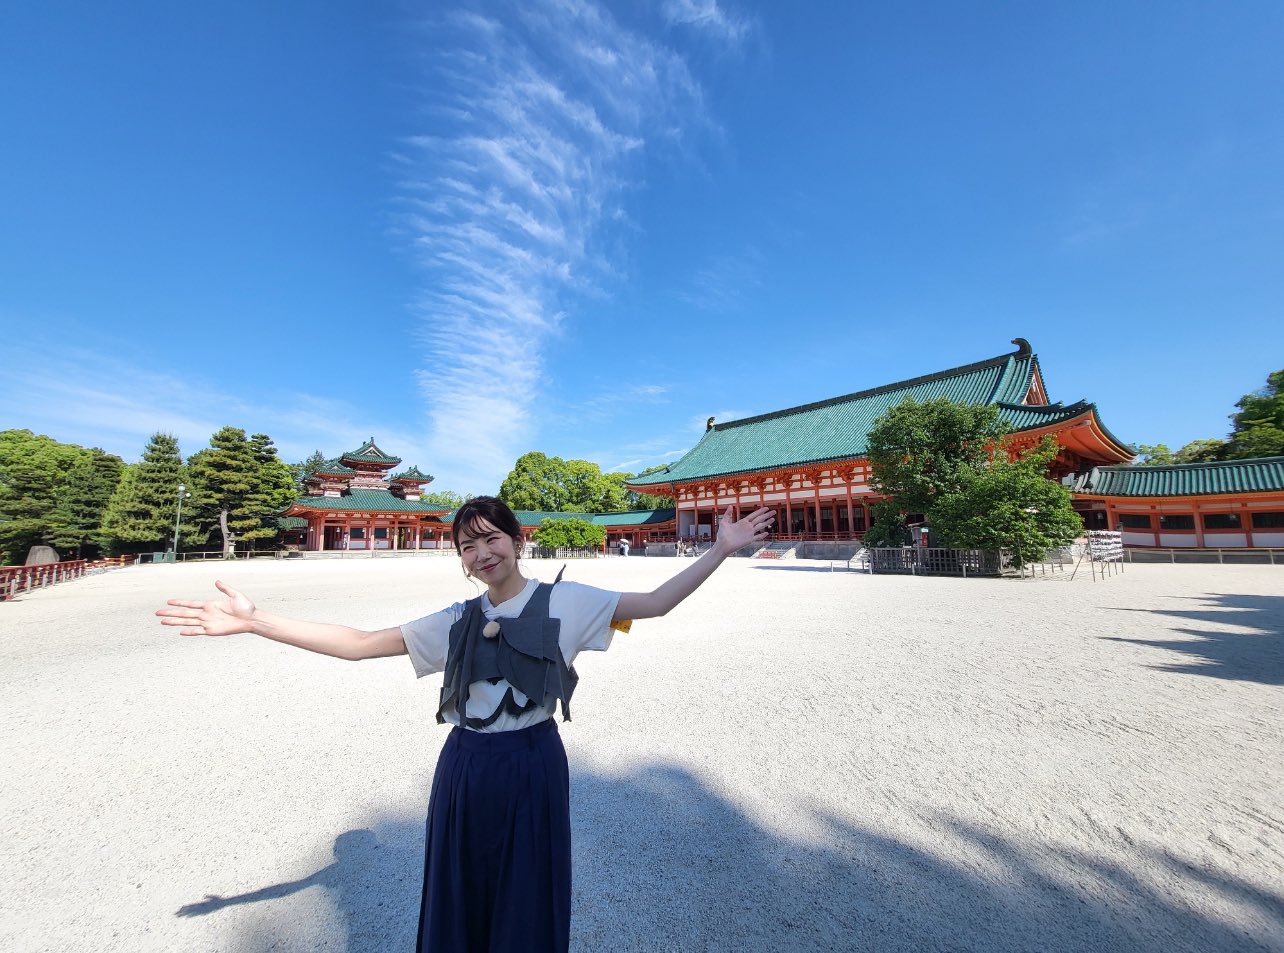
[437,580,579,730]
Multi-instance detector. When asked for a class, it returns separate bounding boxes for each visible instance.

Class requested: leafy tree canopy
[499,452,630,513]
[928,438,1081,566]
[419,489,473,509]
[532,517,606,550]
[1132,443,1175,466]
[627,465,676,510]
[0,430,125,563]
[866,397,1010,513]
[1173,439,1227,464]
[1222,369,1284,459]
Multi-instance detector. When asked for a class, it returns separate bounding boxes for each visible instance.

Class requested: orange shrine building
[281,440,453,551]
[626,339,1138,541]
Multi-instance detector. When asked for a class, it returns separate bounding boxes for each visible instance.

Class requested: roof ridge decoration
[710,339,1034,432]
[341,438,401,466]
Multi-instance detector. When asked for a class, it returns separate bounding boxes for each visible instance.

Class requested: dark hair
[452,496,523,553]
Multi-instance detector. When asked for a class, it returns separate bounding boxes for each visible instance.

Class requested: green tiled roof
[285,489,453,514]
[630,341,1103,487]
[444,508,677,528]
[590,509,676,527]
[341,438,401,466]
[1075,457,1284,497]
[315,458,355,476]
[392,465,433,483]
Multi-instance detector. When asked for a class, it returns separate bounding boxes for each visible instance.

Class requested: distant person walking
[618,537,630,558]
[156,495,773,953]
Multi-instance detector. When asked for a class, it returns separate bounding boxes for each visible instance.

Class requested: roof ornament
[706,416,715,431]
[1011,338,1032,356]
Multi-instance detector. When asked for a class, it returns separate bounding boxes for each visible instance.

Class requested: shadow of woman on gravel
[1102,593,1284,685]
[212,763,1282,953]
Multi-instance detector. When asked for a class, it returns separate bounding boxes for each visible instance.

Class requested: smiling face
[452,497,528,602]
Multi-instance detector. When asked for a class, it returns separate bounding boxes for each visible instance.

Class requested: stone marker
[25,545,60,566]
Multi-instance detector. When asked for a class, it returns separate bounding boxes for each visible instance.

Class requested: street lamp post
[173,483,191,556]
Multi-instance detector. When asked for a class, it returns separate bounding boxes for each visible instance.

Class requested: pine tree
[290,449,328,492]
[188,427,260,557]
[243,433,297,546]
[49,449,124,558]
[101,433,186,551]
[187,428,294,556]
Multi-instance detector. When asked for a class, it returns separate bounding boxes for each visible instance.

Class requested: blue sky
[3,1,1282,494]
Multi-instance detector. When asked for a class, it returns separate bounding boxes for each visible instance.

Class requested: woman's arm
[614,506,774,621]
[156,579,407,661]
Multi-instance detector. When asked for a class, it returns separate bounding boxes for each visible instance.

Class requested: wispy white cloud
[661,0,754,46]
[675,247,764,311]
[0,344,419,467]
[399,3,708,492]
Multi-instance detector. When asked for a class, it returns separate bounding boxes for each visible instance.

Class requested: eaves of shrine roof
[340,438,401,466]
[453,509,678,527]
[315,458,356,476]
[629,340,1088,487]
[1074,457,1284,497]
[589,509,676,526]
[281,489,452,515]
[392,465,433,483]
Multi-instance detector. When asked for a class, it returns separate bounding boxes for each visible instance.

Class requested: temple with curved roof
[626,339,1134,539]
[282,439,453,551]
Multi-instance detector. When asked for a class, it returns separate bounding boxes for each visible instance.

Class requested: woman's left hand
[715,505,775,553]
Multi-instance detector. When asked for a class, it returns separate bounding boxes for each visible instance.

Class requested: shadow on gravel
[206,763,1281,953]
[1101,593,1284,685]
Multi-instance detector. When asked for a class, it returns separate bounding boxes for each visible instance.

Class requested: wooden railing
[0,556,136,601]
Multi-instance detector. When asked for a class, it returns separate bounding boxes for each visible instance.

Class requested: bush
[928,439,1081,566]
[532,517,605,550]
[862,500,911,547]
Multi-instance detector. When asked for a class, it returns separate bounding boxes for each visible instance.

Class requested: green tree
[928,438,1082,566]
[244,433,298,546]
[1132,444,1175,466]
[1222,369,1284,459]
[532,517,606,550]
[290,450,328,492]
[419,489,473,509]
[862,500,911,548]
[101,433,187,551]
[1173,438,1226,464]
[187,427,263,557]
[866,397,1010,512]
[625,465,675,510]
[0,430,120,563]
[499,453,631,513]
[48,448,125,558]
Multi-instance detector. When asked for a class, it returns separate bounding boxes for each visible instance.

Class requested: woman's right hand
[156,579,257,637]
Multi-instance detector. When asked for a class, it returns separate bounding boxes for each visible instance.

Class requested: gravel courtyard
[2,555,1282,952]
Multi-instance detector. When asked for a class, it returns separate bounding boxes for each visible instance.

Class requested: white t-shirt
[400,578,621,732]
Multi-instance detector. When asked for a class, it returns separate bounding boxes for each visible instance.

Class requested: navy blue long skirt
[417,718,572,953]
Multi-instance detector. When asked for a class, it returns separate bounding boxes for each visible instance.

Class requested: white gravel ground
[1,555,1282,953]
